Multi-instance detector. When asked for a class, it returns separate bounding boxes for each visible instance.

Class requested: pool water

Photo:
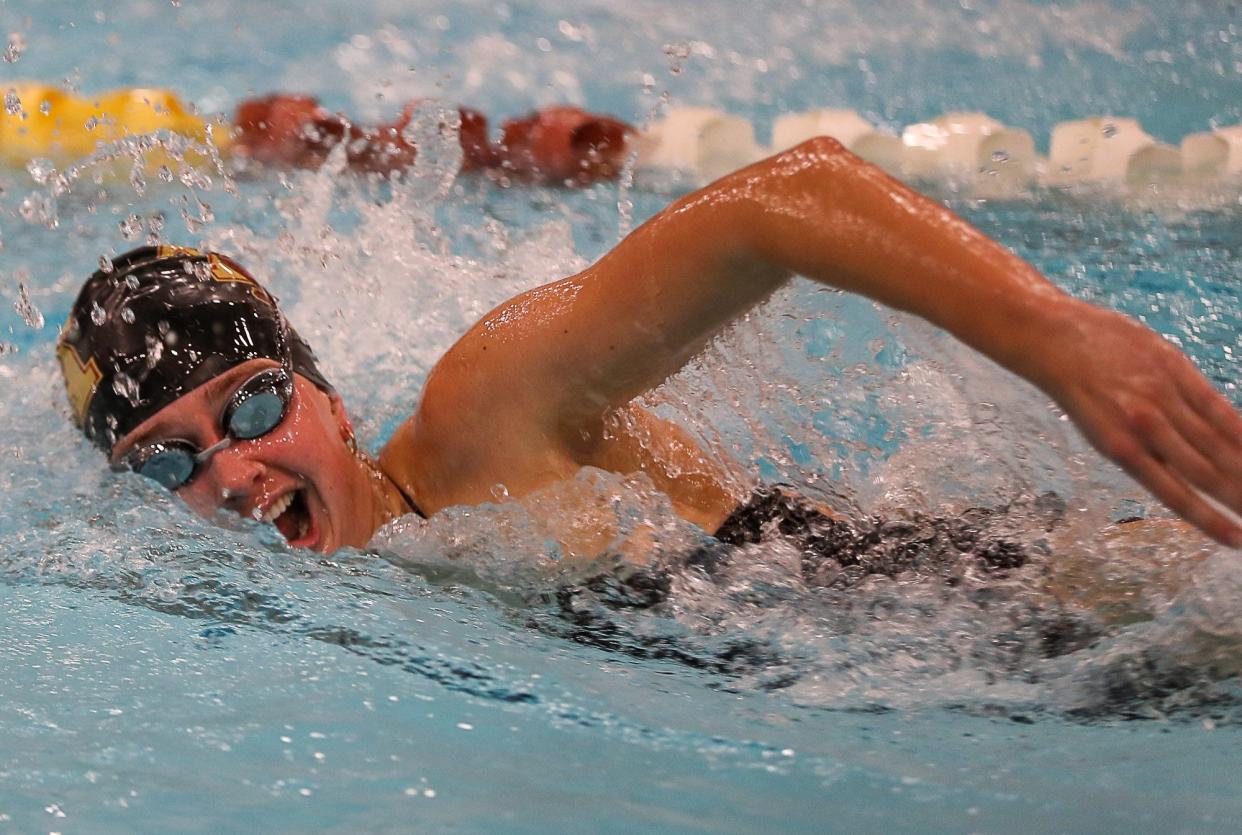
[1,1,1241,832]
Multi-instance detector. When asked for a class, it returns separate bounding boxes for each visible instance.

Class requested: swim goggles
[113,367,294,490]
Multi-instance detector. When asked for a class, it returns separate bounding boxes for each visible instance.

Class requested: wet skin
[110,358,409,552]
[383,138,1242,548]
[111,139,1242,551]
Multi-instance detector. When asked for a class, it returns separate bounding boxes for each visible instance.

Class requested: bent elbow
[773,135,855,169]
[792,135,849,159]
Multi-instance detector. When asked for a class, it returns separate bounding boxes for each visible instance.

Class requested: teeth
[262,492,294,523]
[297,516,309,540]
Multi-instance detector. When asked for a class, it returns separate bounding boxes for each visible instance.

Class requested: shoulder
[376,309,582,512]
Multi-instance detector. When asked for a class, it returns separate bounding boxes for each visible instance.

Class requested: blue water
[1,1,1241,832]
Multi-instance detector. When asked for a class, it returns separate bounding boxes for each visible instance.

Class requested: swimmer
[57,138,1242,554]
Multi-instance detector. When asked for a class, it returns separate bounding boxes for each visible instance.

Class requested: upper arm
[413,138,868,447]
[433,147,853,426]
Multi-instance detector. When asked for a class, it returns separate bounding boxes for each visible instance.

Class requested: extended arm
[433,138,1242,545]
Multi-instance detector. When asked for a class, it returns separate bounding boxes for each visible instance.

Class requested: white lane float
[1046,116,1180,187]
[636,107,766,184]
[1180,126,1242,181]
[770,109,904,175]
[900,112,1037,194]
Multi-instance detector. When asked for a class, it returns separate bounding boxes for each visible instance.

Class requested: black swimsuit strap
[391,478,428,520]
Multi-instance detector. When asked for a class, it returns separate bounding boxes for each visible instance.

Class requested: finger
[1157,403,1242,515]
[1174,362,1242,453]
[1125,451,1242,548]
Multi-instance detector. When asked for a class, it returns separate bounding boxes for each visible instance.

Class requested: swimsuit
[549,485,1101,676]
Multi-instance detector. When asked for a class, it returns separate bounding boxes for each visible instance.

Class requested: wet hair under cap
[57,244,333,454]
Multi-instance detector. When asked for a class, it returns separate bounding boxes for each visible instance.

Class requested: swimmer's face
[110,358,380,552]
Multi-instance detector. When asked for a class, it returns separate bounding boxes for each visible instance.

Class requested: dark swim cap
[57,245,332,454]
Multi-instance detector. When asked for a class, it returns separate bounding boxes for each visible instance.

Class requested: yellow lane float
[0,82,227,174]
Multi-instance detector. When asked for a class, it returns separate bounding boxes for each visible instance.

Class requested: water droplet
[112,372,140,404]
[401,101,464,201]
[14,280,43,329]
[26,158,55,184]
[4,88,23,116]
[3,33,25,64]
[18,193,58,228]
[119,213,143,240]
[98,254,114,273]
[1102,123,1118,139]
[120,307,136,324]
[90,301,107,325]
[664,41,691,74]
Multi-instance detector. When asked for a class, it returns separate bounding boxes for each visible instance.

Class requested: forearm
[741,138,1078,385]
[739,140,1242,546]
[535,137,1075,416]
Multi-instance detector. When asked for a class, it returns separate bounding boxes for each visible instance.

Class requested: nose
[203,444,268,511]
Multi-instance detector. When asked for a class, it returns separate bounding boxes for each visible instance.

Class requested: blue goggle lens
[228,389,286,439]
[122,367,293,490]
[134,444,196,490]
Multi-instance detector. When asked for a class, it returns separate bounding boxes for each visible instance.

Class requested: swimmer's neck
[364,455,423,538]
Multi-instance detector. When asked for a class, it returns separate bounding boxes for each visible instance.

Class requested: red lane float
[232,94,632,185]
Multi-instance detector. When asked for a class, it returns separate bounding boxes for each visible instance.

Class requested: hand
[1035,301,1242,547]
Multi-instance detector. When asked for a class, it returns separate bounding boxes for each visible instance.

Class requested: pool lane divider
[2,82,1241,194]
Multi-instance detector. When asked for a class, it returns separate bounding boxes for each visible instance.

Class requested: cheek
[267,388,360,489]
[176,480,226,517]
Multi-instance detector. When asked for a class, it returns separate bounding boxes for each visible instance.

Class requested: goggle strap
[194,436,232,463]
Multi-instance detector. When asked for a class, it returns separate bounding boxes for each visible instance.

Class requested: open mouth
[262,489,314,546]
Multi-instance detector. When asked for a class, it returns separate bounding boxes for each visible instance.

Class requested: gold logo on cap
[157,244,202,260]
[207,252,273,304]
[57,341,102,426]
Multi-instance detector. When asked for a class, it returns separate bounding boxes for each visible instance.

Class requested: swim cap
[57,245,332,454]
